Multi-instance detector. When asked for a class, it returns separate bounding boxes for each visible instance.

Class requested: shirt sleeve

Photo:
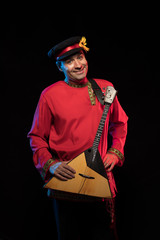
[27,94,58,181]
[108,96,128,166]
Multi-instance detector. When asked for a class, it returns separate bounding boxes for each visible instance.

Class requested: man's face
[60,51,88,82]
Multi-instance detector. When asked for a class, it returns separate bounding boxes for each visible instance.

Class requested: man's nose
[74,59,82,68]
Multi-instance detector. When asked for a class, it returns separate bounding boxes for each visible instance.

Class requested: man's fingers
[103,153,119,171]
[106,162,114,172]
[55,172,69,181]
[104,158,112,168]
[54,162,76,180]
[57,167,75,178]
[63,163,76,174]
[59,163,76,176]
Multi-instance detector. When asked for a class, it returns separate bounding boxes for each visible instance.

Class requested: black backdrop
[1,4,160,240]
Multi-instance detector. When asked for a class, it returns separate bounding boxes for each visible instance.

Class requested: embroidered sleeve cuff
[108,148,124,166]
[41,158,58,181]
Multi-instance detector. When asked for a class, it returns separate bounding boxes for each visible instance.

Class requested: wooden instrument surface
[44,150,112,199]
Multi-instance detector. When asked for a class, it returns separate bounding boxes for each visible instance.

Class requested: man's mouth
[73,66,85,74]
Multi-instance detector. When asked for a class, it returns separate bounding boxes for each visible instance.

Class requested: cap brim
[56,47,82,61]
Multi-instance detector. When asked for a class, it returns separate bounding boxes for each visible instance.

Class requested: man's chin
[72,73,87,81]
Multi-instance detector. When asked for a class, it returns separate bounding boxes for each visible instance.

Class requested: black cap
[48,36,89,61]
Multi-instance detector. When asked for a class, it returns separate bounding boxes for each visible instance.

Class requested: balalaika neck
[92,103,110,162]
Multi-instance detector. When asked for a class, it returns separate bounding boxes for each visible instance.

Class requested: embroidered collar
[65,80,89,88]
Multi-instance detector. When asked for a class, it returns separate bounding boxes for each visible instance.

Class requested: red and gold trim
[88,82,96,105]
[108,148,124,165]
[41,158,58,180]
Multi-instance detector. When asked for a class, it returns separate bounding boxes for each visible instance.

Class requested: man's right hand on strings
[49,162,76,181]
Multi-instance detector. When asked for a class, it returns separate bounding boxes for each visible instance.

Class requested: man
[28,36,128,240]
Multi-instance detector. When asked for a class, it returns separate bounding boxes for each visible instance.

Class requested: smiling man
[57,51,88,83]
[28,36,128,240]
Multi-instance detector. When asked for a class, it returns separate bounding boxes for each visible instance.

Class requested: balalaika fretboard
[82,86,117,180]
[92,86,117,162]
[92,103,110,162]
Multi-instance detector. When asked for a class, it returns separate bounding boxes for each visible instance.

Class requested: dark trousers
[53,199,113,240]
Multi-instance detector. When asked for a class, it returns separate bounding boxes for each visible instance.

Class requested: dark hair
[56,60,62,69]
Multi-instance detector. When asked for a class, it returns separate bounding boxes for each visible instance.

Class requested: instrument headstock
[104,86,117,104]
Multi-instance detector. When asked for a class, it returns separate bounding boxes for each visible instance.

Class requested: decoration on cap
[79,37,90,52]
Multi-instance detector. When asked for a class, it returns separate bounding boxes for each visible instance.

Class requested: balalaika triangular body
[44,85,117,199]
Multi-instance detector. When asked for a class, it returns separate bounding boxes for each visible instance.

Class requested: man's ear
[56,61,63,72]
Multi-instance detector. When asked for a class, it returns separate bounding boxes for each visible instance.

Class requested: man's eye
[66,60,72,64]
[78,55,83,60]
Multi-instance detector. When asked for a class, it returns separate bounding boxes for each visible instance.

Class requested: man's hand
[49,161,76,181]
[103,153,119,172]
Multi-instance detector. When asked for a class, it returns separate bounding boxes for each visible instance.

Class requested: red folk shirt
[28,79,128,197]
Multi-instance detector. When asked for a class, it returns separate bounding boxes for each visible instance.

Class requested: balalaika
[44,86,117,199]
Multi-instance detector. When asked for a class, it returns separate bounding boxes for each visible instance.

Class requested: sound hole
[79,173,95,179]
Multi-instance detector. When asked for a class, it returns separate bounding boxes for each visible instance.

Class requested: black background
[1,4,160,240]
